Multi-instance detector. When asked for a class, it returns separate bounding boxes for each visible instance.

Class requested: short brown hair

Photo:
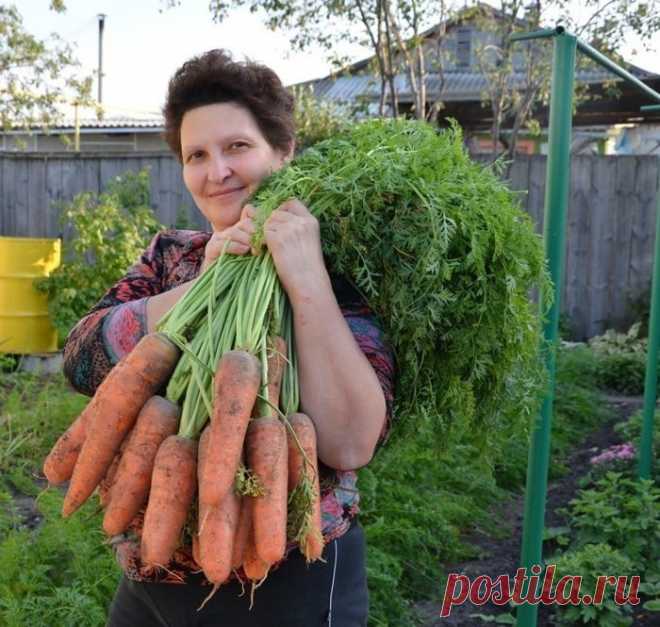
[163,49,295,162]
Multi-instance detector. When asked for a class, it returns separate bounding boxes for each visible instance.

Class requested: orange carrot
[246,416,288,564]
[102,396,180,536]
[198,350,261,508]
[62,333,180,517]
[198,488,241,585]
[242,503,270,582]
[231,493,252,570]
[43,412,87,485]
[287,412,324,562]
[141,435,198,568]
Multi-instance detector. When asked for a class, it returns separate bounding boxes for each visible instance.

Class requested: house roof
[299,3,659,107]
[308,67,658,105]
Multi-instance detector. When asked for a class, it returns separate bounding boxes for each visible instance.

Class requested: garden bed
[417,394,658,626]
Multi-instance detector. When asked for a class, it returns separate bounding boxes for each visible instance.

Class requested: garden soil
[416,395,658,627]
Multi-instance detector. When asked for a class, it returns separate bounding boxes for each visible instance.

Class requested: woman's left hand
[263,198,328,298]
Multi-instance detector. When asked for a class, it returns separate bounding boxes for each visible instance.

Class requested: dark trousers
[106,519,368,627]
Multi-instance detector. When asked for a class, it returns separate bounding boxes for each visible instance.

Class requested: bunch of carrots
[42,246,324,601]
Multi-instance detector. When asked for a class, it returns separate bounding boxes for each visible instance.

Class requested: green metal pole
[641,105,660,112]
[510,26,563,42]
[576,41,660,105]
[638,182,660,479]
[516,31,577,627]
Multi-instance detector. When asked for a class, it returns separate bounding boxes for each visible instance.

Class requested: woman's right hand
[200,205,257,273]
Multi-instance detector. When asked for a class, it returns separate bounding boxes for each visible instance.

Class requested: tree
[472,0,660,159]
[0,3,92,133]
[164,0,459,121]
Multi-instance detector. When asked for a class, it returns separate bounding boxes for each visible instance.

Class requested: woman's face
[180,102,291,232]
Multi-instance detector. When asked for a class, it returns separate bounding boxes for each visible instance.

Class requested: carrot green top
[62,228,395,584]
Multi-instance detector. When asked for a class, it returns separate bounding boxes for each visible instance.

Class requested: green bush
[35,169,162,346]
[588,323,659,395]
[550,543,637,626]
[291,85,350,151]
[596,352,653,395]
[564,472,660,571]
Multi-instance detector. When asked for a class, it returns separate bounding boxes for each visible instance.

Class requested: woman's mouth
[208,186,245,199]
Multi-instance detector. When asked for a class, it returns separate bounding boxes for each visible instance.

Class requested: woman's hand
[263,199,328,298]
[200,205,257,273]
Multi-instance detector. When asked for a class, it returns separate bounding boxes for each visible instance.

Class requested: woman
[63,49,395,627]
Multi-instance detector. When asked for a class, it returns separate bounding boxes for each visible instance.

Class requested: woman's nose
[207,155,232,182]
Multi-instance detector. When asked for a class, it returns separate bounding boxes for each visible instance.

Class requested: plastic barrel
[0,237,61,354]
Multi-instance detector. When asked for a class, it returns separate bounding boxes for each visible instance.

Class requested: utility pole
[97,14,106,119]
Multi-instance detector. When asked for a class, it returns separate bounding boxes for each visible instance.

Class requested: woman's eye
[187,151,204,162]
[229,142,249,151]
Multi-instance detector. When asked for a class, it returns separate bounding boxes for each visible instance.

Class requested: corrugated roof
[310,67,658,104]
[55,115,164,130]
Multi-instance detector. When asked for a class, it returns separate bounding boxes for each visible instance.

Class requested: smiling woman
[60,49,395,627]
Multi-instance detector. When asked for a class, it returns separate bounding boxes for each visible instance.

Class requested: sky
[15,0,660,118]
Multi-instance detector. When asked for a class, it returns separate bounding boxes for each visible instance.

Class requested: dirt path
[416,395,651,627]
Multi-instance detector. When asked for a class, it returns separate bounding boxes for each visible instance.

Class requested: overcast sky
[16,0,660,117]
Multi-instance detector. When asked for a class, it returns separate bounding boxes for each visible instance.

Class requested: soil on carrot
[416,395,655,627]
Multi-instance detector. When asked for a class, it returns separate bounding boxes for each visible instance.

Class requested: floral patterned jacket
[62,228,395,584]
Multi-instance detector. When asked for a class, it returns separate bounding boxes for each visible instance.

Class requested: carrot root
[141,434,197,568]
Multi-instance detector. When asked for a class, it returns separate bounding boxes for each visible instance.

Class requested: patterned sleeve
[62,231,167,397]
[333,276,396,448]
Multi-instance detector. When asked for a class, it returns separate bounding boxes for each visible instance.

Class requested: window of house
[456,27,472,68]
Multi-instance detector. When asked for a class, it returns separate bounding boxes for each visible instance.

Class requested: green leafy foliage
[0,490,120,627]
[35,169,162,346]
[0,4,93,133]
[0,373,118,626]
[291,85,350,151]
[550,543,636,626]
[564,473,660,571]
[588,323,659,394]
[253,119,548,443]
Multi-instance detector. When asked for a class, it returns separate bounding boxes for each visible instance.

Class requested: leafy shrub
[588,323,659,394]
[589,323,647,356]
[564,472,660,571]
[35,169,161,346]
[596,352,653,395]
[550,543,637,626]
[291,85,350,151]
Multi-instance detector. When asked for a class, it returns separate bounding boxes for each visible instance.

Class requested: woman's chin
[203,204,243,231]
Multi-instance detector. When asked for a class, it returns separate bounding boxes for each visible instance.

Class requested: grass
[0,373,120,627]
[0,343,620,627]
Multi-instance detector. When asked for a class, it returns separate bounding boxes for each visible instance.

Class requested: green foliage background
[35,169,162,347]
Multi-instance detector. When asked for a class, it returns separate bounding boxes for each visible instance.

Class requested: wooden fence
[0,151,658,340]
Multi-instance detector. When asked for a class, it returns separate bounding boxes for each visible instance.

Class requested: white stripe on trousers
[327,539,338,626]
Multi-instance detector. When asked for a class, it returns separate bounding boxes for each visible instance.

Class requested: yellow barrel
[0,236,61,354]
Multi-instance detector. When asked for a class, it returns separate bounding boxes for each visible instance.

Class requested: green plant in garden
[35,169,161,346]
[550,543,637,626]
[291,85,350,151]
[0,372,116,626]
[563,472,660,572]
[588,322,660,394]
[0,490,120,627]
